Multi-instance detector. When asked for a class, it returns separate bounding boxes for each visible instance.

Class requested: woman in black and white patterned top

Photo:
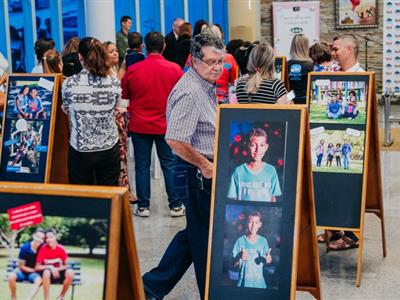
[236,42,290,104]
[62,37,120,186]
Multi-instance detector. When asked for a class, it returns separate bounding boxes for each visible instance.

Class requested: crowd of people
[0,15,367,299]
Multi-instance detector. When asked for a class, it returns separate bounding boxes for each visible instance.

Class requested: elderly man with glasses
[142,33,225,300]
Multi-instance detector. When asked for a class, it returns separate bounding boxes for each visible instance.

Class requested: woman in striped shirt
[236,42,290,104]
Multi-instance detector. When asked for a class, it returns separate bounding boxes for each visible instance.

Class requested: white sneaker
[134,207,150,217]
[170,206,185,218]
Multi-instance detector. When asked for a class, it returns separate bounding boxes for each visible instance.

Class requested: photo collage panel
[309,75,369,175]
[1,76,55,178]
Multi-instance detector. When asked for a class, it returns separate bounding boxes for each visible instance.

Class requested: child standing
[326,143,334,167]
[335,143,342,168]
[228,128,281,202]
[316,139,325,167]
[232,211,272,289]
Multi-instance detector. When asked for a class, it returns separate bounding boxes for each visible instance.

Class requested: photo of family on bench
[1,216,109,300]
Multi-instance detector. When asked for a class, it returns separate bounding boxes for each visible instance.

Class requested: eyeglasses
[196,56,225,68]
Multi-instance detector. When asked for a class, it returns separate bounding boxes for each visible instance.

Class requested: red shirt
[121,54,183,134]
[36,244,68,267]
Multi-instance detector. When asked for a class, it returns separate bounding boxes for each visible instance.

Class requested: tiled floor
[131,104,400,300]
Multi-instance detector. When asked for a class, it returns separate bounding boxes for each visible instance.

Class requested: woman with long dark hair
[62,37,120,186]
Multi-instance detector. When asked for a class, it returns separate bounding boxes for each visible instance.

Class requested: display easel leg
[356,231,364,287]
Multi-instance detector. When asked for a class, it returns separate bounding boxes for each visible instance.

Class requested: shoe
[170,206,185,217]
[134,207,150,217]
[328,236,359,251]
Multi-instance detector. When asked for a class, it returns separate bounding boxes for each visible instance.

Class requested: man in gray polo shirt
[142,33,225,300]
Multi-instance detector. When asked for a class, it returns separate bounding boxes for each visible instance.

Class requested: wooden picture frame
[336,0,378,29]
[205,105,321,300]
[274,56,288,88]
[0,182,144,299]
[306,72,386,286]
[0,74,60,183]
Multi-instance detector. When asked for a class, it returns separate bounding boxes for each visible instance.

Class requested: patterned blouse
[62,68,120,152]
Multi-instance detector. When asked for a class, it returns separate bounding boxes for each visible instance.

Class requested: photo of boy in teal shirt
[232,211,272,289]
[228,128,281,202]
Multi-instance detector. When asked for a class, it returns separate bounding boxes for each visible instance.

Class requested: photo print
[336,0,378,28]
[6,77,55,120]
[222,204,282,290]
[0,197,111,300]
[4,119,45,174]
[311,126,365,174]
[227,121,287,202]
[309,79,368,125]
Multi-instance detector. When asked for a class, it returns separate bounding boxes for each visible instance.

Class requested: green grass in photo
[309,103,366,125]
[312,160,363,174]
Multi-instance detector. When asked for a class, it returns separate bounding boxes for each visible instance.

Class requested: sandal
[328,236,359,251]
[317,230,343,243]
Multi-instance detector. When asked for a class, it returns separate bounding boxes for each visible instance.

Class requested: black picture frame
[206,105,304,300]
[0,74,59,183]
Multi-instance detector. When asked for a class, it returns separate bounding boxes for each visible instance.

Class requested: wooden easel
[50,74,69,184]
[0,182,145,299]
[312,73,386,287]
[293,108,321,299]
[205,105,321,300]
[356,74,386,286]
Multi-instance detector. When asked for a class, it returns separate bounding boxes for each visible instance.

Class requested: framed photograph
[0,182,143,300]
[336,0,378,29]
[206,105,306,300]
[222,204,282,290]
[0,74,59,182]
[309,76,368,125]
[227,120,286,203]
[310,127,365,174]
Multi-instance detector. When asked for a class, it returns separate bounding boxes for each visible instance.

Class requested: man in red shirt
[121,32,184,218]
[35,229,74,300]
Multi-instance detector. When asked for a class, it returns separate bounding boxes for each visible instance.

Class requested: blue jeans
[316,154,323,167]
[131,133,181,209]
[343,153,350,169]
[143,157,212,300]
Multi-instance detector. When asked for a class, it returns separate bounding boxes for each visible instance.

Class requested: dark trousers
[131,133,181,209]
[68,143,120,186]
[143,157,211,300]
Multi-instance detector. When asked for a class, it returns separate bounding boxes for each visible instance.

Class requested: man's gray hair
[190,33,225,59]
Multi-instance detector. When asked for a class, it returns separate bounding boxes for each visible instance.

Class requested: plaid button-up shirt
[166,67,217,159]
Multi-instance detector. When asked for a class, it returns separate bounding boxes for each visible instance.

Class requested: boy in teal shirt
[228,128,281,202]
[232,211,272,288]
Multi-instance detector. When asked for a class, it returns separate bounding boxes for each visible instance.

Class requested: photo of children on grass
[3,119,44,174]
[309,79,368,125]
[227,121,287,202]
[6,78,54,120]
[222,204,282,290]
[0,214,108,300]
[311,127,365,174]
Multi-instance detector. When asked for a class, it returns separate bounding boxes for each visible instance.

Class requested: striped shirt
[166,68,217,159]
[236,76,287,104]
